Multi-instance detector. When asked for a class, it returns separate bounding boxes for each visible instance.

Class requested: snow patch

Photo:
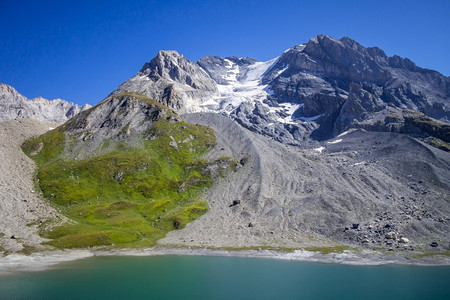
[210,57,279,114]
[327,139,342,144]
[313,146,325,153]
[273,64,289,78]
[296,114,322,122]
[337,128,358,137]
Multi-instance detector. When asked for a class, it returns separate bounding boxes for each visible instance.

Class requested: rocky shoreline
[1,247,449,276]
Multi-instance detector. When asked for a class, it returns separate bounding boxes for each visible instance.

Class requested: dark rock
[229,200,241,207]
[248,222,253,227]
[173,220,180,229]
[430,242,439,247]
[10,235,16,239]
[352,223,359,229]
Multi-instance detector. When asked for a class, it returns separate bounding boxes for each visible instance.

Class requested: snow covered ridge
[121,49,311,126]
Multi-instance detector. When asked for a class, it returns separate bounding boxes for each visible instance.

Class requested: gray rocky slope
[0,83,91,124]
[160,113,449,252]
[0,119,65,253]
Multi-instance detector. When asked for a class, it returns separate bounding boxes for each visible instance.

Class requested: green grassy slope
[22,98,235,249]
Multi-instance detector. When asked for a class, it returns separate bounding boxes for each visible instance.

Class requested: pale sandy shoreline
[1,247,449,276]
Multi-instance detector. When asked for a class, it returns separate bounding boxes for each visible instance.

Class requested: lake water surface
[0,255,449,299]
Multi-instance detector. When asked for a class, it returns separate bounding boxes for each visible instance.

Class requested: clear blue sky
[1,0,449,106]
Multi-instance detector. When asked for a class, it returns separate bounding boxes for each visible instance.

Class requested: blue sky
[1,0,449,106]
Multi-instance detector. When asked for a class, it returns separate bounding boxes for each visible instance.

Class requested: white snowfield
[198,57,276,112]
[189,55,307,125]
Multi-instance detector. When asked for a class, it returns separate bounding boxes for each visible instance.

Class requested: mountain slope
[4,35,449,255]
[0,83,91,124]
[160,113,450,252]
[21,92,235,249]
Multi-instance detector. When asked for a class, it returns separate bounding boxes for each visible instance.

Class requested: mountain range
[1,35,449,255]
[112,34,449,148]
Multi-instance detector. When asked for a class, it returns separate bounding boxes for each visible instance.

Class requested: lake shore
[1,246,449,275]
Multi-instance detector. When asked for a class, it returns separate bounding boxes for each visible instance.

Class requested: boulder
[385,232,397,239]
[399,237,410,243]
[229,200,241,207]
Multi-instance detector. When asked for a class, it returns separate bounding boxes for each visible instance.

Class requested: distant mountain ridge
[112,35,450,147]
[0,83,91,124]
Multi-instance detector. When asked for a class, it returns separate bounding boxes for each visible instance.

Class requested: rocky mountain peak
[138,50,216,92]
[112,50,218,114]
[0,82,20,95]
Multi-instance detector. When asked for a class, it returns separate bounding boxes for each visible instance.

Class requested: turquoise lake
[0,255,449,299]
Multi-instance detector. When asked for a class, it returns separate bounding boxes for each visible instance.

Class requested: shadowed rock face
[264,35,449,140]
[0,83,91,124]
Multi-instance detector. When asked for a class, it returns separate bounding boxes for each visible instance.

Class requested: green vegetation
[404,111,450,143]
[18,245,39,256]
[411,250,450,258]
[425,137,450,152]
[22,101,234,249]
[22,128,65,166]
[303,245,350,254]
